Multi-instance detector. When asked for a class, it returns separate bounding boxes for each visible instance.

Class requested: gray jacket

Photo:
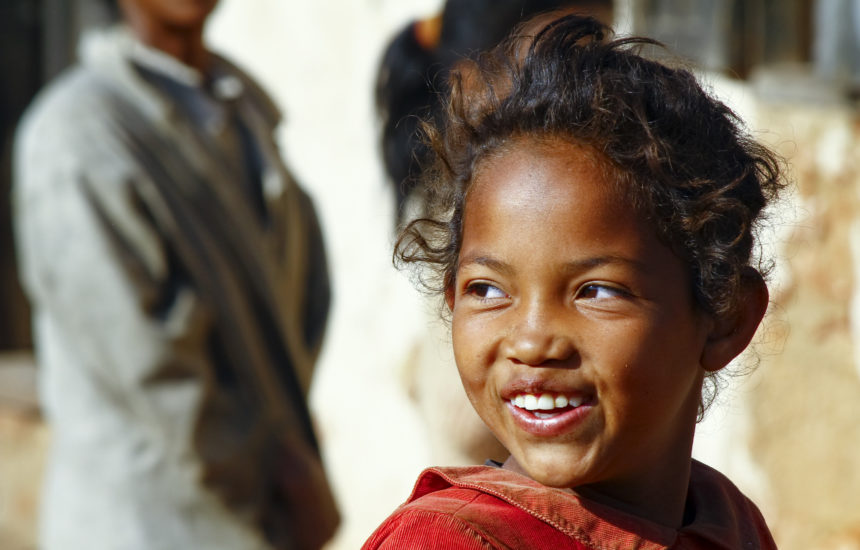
[14,27,337,550]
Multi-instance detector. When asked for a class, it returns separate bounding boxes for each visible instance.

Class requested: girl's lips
[506,399,592,437]
[500,376,590,400]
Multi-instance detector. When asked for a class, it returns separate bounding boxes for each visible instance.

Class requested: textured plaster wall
[749,102,860,550]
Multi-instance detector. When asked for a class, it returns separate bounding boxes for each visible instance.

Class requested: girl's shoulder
[685,460,778,549]
[361,466,591,549]
[363,464,778,550]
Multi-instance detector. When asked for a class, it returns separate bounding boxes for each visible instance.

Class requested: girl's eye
[577,284,626,301]
[465,282,508,300]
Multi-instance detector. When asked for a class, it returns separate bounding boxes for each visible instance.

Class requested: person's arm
[295,185,330,363]
[15,123,210,432]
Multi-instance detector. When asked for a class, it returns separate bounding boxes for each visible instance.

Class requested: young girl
[363,13,783,550]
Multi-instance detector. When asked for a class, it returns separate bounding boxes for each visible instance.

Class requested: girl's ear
[445,286,455,311]
[701,269,769,373]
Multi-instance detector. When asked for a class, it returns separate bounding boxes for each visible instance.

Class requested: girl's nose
[501,303,575,367]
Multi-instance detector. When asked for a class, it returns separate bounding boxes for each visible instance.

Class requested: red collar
[408,460,776,549]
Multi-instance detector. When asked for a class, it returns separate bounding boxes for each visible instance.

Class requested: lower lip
[506,401,592,437]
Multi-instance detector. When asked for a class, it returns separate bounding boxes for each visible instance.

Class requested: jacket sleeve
[362,509,497,550]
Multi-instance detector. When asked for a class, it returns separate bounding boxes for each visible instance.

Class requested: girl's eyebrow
[560,255,646,273]
[458,254,645,275]
[458,255,514,276]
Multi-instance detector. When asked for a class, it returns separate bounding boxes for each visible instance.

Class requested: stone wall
[750,101,860,550]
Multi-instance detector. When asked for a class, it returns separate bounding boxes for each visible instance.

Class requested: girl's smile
[505,396,593,436]
[501,379,594,436]
[448,137,716,525]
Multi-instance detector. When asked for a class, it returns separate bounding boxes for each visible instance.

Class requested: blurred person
[12,0,337,549]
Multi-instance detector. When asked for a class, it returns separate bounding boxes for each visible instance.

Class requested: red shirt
[362,460,776,549]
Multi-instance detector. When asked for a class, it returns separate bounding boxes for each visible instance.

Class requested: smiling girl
[362,13,785,550]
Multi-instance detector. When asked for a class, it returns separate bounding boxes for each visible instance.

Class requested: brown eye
[578,284,625,300]
[465,282,508,300]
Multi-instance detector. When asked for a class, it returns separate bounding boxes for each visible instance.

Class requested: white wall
[207,2,446,548]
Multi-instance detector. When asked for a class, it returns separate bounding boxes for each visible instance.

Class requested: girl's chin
[501,453,582,490]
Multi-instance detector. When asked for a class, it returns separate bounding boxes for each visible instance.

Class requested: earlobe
[700,270,769,372]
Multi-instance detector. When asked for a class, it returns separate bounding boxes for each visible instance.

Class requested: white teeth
[511,393,582,411]
[537,394,555,410]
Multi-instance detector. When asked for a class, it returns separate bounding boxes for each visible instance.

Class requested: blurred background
[0,0,858,549]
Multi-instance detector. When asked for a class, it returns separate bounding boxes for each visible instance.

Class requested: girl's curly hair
[395,14,786,413]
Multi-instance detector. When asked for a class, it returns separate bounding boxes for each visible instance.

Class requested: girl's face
[449,138,711,519]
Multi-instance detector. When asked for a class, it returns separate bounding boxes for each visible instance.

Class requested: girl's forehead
[460,138,668,266]
[474,135,608,178]
[456,138,697,301]
[469,137,617,199]
[465,140,634,230]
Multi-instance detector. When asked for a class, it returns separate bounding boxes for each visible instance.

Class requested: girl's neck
[502,454,693,529]
[575,463,693,529]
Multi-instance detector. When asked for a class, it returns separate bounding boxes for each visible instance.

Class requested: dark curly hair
[375,1,611,224]
[395,14,786,413]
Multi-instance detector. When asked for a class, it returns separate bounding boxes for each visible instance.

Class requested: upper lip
[500,375,591,401]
